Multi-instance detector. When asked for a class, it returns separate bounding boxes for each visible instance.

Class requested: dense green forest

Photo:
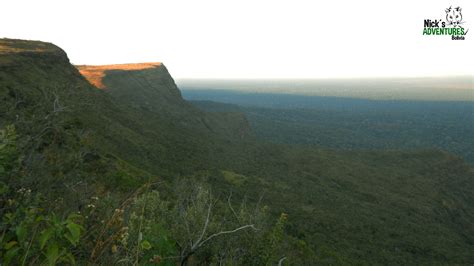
[1,38,473,265]
[184,91,474,163]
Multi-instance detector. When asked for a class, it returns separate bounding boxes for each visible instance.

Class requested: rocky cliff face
[0,38,253,174]
[78,63,185,109]
[77,63,163,89]
[1,38,252,140]
[76,61,253,140]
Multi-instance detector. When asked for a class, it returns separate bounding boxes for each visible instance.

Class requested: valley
[0,38,473,265]
[183,90,474,163]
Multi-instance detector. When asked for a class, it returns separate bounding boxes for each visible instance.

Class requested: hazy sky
[1,0,473,79]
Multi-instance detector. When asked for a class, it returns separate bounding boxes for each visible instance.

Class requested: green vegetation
[222,170,248,186]
[188,95,474,163]
[1,38,473,264]
[0,126,289,265]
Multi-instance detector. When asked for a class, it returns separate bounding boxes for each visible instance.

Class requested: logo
[423,6,468,40]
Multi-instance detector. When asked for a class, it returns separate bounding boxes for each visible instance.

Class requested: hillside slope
[77,63,252,142]
[1,38,473,264]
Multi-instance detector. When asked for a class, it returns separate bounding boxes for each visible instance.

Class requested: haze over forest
[178,76,473,101]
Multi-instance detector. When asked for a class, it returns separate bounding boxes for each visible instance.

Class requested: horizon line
[175,75,474,81]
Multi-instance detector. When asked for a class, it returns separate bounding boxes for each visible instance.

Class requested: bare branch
[227,191,240,222]
[177,187,260,265]
[197,224,257,249]
[192,201,212,250]
[253,192,265,218]
[278,256,287,266]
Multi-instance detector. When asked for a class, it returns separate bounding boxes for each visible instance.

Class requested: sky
[1,0,473,79]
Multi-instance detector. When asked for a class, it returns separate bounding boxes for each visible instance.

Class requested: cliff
[0,38,253,176]
[76,62,253,140]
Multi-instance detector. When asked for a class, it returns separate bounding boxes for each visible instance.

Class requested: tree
[116,179,278,265]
